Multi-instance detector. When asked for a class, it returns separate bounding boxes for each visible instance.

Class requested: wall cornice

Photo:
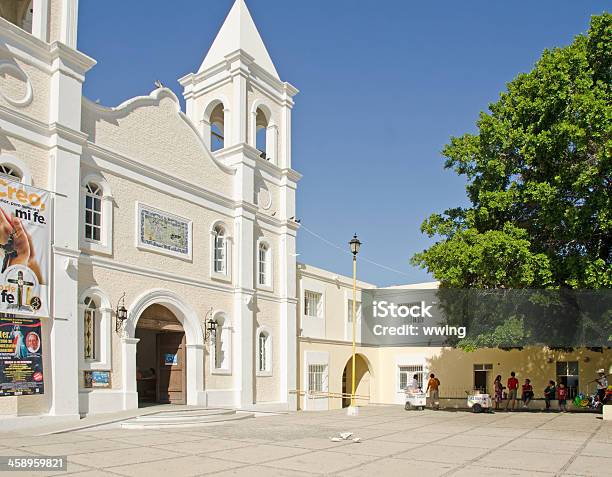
[83,142,237,213]
[0,18,96,75]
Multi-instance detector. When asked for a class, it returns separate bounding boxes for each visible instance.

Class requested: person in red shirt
[521,378,534,408]
[557,383,568,412]
[505,371,519,411]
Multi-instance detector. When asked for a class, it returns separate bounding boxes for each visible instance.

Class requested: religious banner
[0,179,51,317]
[0,316,44,396]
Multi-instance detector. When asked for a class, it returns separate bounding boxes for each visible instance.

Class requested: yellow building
[297,264,611,410]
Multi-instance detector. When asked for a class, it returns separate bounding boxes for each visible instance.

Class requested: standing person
[426,373,441,409]
[544,380,556,412]
[557,383,568,412]
[493,375,504,410]
[595,369,608,405]
[521,378,534,409]
[505,372,519,411]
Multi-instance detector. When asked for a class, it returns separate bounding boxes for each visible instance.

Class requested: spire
[199,0,279,79]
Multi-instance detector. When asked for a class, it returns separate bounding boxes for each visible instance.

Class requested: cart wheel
[418,406,424,411]
[404,402,411,411]
[472,403,483,413]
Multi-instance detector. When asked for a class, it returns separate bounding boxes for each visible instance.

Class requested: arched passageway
[341,354,371,408]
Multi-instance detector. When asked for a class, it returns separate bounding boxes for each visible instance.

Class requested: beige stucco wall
[93,168,234,280]
[255,297,281,402]
[81,97,233,199]
[0,51,50,123]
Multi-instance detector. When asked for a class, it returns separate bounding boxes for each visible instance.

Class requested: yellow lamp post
[348,234,361,411]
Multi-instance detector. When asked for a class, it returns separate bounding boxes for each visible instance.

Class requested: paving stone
[450,464,556,476]
[474,449,573,473]
[153,438,253,455]
[562,455,612,476]
[579,441,612,458]
[205,443,310,464]
[501,436,585,454]
[263,449,377,474]
[68,446,182,469]
[107,455,242,476]
[337,457,457,476]
[395,444,489,464]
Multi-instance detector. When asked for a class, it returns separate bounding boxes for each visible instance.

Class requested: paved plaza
[0,406,610,476]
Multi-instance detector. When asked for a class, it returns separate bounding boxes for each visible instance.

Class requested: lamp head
[349,234,361,256]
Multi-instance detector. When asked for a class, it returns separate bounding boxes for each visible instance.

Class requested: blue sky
[78,1,609,286]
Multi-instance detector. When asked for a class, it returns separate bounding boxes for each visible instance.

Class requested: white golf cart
[466,391,492,413]
[405,389,427,411]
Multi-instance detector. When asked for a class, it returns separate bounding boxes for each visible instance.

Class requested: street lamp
[348,234,361,413]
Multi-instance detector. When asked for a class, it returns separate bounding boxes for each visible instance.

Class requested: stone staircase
[120,408,254,429]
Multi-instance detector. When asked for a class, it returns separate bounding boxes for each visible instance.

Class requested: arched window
[210,103,225,152]
[0,1,33,32]
[251,104,277,164]
[0,164,22,181]
[256,108,268,159]
[257,330,271,374]
[84,183,102,242]
[80,174,113,255]
[258,242,271,287]
[79,288,112,371]
[213,224,226,274]
[83,296,97,360]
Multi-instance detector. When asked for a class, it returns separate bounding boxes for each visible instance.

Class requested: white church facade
[0,0,300,419]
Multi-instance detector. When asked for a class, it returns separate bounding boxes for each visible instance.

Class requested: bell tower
[179,0,297,168]
[179,0,300,410]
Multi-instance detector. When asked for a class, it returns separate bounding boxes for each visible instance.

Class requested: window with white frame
[308,364,327,393]
[304,291,322,318]
[399,365,424,390]
[83,296,97,360]
[84,183,102,242]
[257,330,271,374]
[0,164,22,181]
[213,224,227,274]
[258,243,270,287]
[347,299,361,323]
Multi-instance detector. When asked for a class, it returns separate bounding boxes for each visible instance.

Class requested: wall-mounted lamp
[204,307,217,343]
[115,292,128,333]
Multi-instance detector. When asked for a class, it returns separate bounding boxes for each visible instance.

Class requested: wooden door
[156,332,186,404]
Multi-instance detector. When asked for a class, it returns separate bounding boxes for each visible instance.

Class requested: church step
[135,409,235,421]
[120,411,254,429]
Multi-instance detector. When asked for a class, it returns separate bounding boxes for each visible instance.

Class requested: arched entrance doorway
[135,304,186,405]
[121,289,205,410]
[341,354,371,408]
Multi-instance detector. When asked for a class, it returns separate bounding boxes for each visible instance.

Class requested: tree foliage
[412,13,612,290]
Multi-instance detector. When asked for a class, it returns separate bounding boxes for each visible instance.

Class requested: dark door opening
[135,304,186,406]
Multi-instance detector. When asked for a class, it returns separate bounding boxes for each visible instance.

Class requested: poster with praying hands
[0,178,50,318]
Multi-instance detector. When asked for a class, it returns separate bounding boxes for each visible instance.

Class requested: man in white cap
[596,369,608,405]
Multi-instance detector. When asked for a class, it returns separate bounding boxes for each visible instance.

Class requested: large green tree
[412,13,611,290]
